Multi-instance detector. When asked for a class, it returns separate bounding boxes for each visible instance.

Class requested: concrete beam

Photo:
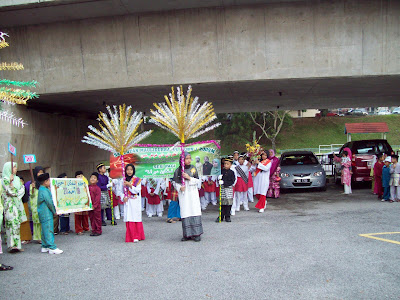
[0,0,305,27]
[27,75,400,116]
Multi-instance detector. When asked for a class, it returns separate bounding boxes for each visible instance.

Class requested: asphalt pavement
[1,183,399,300]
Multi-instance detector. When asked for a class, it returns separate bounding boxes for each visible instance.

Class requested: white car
[392,107,400,114]
[377,109,391,115]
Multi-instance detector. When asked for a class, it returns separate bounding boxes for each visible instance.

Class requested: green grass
[277,115,400,151]
[140,115,400,155]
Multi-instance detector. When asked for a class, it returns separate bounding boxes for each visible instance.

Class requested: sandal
[60,232,69,235]
[21,240,31,245]
[8,247,19,253]
[0,264,13,271]
[76,232,84,235]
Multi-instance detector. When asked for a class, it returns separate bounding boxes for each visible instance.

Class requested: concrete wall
[0,0,399,96]
[0,105,109,178]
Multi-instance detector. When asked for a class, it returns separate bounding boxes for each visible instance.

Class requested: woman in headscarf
[115,164,145,243]
[24,166,44,242]
[210,158,221,176]
[1,162,27,252]
[173,152,203,242]
[333,147,353,195]
[0,182,13,270]
[267,149,281,199]
[249,151,272,213]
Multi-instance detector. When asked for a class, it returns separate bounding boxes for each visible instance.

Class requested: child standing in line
[75,171,90,235]
[146,178,164,218]
[116,164,145,243]
[58,173,73,235]
[19,176,32,245]
[88,172,102,236]
[382,157,391,202]
[37,173,63,254]
[389,155,400,202]
[202,175,217,210]
[141,178,147,212]
[111,179,124,220]
[232,154,250,213]
[166,178,181,223]
[373,153,385,200]
[216,157,236,223]
[96,163,114,226]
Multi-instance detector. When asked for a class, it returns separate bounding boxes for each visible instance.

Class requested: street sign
[8,143,16,156]
[23,154,37,164]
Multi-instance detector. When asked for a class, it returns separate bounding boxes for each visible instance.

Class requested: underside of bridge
[1,0,399,117]
[27,75,400,118]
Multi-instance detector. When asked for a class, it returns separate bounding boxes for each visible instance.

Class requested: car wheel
[319,185,327,192]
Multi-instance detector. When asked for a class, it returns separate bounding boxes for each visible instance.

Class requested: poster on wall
[109,141,221,179]
[50,178,92,214]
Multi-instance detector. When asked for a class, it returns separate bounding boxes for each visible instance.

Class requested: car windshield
[281,154,319,166]
[351,141,390,155]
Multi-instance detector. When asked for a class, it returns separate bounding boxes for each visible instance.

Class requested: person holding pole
[1,162,26,252]
[114,164,145,243]
[173,152,203,242]
[0,181,13,270]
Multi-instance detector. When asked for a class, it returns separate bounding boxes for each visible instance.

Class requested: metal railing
[318,144,343,154]
[315,154,335,176]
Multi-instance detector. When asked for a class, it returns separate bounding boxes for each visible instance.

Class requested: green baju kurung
[0,182,3,254]
[29,185,42,241]
[37,185,57,250]
[1,162,26,250]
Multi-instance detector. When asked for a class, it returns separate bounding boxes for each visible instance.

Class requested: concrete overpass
[0,0,399,117]
[0,0,399,176]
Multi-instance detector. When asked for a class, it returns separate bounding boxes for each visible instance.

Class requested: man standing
[203,156,212,176]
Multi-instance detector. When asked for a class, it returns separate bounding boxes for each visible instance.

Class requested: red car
[333,139,394,184]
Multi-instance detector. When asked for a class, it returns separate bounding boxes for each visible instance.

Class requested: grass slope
[278,115,400,151]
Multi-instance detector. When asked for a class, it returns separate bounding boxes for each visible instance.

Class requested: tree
[215,112,255,145]
[249,110,290,152]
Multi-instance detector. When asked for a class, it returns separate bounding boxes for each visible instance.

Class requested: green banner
[110,141,221,179]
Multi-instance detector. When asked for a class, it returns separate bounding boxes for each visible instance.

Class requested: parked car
[351,108,368,116]
[377,108,391,115]
[315,112,338,117]
[333,139,394,184]
[392,107,400,114]
[280,151,327,191]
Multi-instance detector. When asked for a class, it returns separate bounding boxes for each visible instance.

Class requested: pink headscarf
[343,147,352,159]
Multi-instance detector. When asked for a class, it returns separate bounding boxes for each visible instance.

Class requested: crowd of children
[374,154,400,202]
[1,146,399,271]
[2,149,399,266]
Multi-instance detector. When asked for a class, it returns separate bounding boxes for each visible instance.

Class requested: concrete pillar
[0,105,109,178]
